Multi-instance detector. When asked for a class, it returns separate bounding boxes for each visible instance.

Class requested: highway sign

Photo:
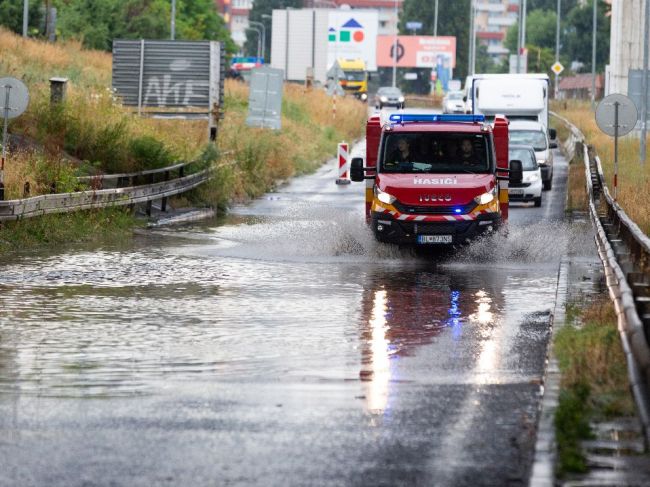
[551,62,564,75]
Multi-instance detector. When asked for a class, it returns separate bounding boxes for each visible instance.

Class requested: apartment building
[474,0,519,63]
[216,0,253,48]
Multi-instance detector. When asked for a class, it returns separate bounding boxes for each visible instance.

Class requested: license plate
[417,234,453,244]
[509,189,524,195]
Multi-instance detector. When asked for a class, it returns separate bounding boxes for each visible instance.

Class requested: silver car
[442,90,465,114]
[374,87,405,109]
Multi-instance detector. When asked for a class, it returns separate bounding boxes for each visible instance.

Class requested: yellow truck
[336,58,369,101]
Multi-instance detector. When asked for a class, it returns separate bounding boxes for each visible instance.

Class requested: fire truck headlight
[361,93,367,101]
[474,187,497,205]
[375,186,396,205]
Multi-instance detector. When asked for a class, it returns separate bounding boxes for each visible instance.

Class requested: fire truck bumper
[371,212,501,245]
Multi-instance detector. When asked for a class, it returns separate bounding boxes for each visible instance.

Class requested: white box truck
[469,74,550,129]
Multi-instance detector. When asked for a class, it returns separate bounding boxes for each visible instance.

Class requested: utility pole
[516,0,522,74]
[555,0,561,98]
[22,0,28,37]
[591,0,597,109]
[171,0,176,40]
[434,0,439,37]
[392,0,398,87]
[642,0,649,165]
[468,0,475,76]
[471,0,477,75]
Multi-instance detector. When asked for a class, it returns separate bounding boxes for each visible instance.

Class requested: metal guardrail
[552,111,650,445]
[0,161,211,221]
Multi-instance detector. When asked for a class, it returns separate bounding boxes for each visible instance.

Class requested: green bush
[129,135,175,171]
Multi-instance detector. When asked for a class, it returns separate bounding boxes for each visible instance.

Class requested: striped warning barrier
[336,142,350,185]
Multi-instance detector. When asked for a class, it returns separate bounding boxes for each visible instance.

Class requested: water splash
[455,220,594,265]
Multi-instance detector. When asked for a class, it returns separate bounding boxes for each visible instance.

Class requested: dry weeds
[554,100,650,233]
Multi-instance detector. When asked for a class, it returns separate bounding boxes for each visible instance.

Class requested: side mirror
[462,95,467,102]
[509,160,523,185]
[549,141,558,149]
[350,157,365,182]
[548,128,557,140]
[367,72,372,81]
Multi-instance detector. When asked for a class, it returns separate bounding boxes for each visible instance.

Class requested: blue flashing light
[388,113,485,124]
[454,208,462,214]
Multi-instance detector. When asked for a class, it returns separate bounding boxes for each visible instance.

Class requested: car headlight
[474,187,497,205]
[380,96,388,102]
[537,159,548,166]
[524,172,541,183]
[375,186,396,205]
[361,93,367,101]
[398,96,405,102]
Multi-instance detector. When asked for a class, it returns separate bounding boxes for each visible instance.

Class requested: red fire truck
[350,113,522,245]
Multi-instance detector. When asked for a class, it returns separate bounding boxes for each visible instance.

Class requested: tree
[563,0,610,72]
[244,0,302,59]
[0,0,44,36]
[400,0,471,81]
[52,0,236,53]
[506,9,558,51]
[525,0,578,17]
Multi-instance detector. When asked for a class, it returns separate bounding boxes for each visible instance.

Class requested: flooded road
[0,149,580,486]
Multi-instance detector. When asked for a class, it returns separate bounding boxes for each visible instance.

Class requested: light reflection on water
[0,211,561,399]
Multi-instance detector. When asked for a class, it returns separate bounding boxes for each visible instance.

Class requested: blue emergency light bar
[388,114,486,124]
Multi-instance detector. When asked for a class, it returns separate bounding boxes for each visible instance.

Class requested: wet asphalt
[0,147,572,486]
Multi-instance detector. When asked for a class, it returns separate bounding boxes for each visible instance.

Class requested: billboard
[328,11,378,71]
[376,36,456,69]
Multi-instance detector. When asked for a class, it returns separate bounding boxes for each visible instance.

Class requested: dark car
[374,87,405,109]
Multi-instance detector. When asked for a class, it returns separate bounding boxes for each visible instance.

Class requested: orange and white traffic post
[336,142,350,185]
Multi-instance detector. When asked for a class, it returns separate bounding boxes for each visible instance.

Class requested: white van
[509,120,558,191]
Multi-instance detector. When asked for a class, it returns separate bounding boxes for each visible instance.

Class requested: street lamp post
[246,27,262,60]
[23,0,28,37]
[468,0,474,76]
[555,0,561,98]
[392,0,398,87]
[434,0,439,37]
[591,0,597,109]
[641,0,649,165]
[171,0,176,40]
[249,21,266,62]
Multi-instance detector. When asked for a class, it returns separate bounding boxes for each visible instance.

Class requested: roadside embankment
[552,100,650,233]
[0,28,366,250]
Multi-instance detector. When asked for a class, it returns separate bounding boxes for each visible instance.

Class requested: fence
[552,111,650,444]
[0,160,210,222]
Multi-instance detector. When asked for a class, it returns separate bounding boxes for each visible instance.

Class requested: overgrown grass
[554,297,636,476]
[0,208,139,252]
[0,27,367,246]
[553,99,650,233]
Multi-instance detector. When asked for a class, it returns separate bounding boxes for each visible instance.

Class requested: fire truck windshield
[381,133,491,174]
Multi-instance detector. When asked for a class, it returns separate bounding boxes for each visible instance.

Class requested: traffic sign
[0,77,29,200]
[551,62,564,76]
[595,93,637,137]
[0,77,29,119]
[406,21,422,31]
[595,93,638,201]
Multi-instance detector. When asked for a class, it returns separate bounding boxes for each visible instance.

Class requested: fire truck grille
[394,201,477,215]
[343,86,361,92]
